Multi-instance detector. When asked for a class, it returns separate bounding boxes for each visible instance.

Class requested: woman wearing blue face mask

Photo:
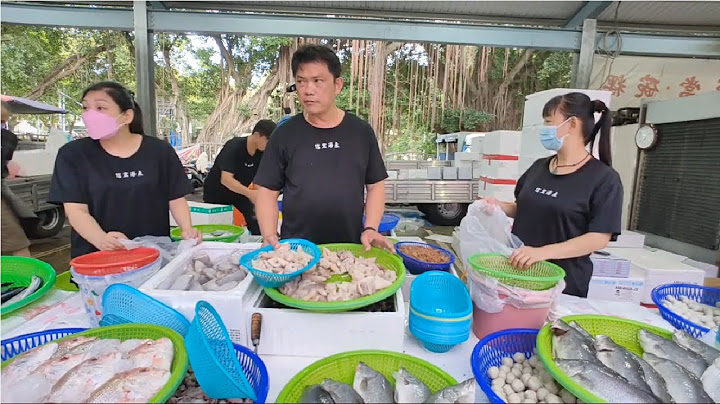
[486,92,623,297]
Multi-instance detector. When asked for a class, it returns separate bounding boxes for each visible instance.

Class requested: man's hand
[244,189,259,204]
[182,227,203,243]
[262,234,280,249]
[92,231,128,251]
[510,246,551,270]
[361,229,396,253]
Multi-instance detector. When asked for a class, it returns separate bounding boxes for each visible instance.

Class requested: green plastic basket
[468,253,565,291]
[263,243,406,312]
[53,271,78,292]
[536,315,673,404]
[275,350,457,403]
[1,257,57,316]
[170,224,244,242]
[0,324,189,403]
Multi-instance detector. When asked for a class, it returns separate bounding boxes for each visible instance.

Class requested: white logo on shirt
[115,171,144,179]
[244,162,254,168]
[315,142,340,150]
[535,187,558,198]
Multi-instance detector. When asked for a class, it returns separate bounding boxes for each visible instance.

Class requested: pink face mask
[82,109,125,140]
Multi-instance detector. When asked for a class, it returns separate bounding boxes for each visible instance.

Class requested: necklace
[551,153,590,174]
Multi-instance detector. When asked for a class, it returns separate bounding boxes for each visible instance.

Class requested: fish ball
[513,352,527,364]
[528,356,540,368]
[506,372,517,383]
[521,373,532,385]
[546,382,559,395]
[502,357,515,367]
[508,393,522,403]
[504,384,515,397]
[559,389,576,404]
[536,388,549,401]
[492,378,505,387]
[499,371,508,381]
[666,295,677,302]
[501,365,512,373]
[522,400,537,404]
[545,394,563,404]
[525,390,538,402]
[488,366,501,379]
[527,376,542,391]
[512,379,525,393]
[680,296,690,303]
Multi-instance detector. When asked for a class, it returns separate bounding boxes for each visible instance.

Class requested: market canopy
[1,95,68,115]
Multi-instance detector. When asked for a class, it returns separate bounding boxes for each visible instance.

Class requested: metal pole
[575,19,597,89]
[133,0,158,138]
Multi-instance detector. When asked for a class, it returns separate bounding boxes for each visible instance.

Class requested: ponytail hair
[81,81,145,135]
[543,92,613,166]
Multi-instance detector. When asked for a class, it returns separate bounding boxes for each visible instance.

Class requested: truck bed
[5,175,54,212]
[385,180,478,204]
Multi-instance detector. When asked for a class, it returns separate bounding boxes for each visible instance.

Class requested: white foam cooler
[478,177,517,202]
[480,155,520,179]
[483,130,522,156]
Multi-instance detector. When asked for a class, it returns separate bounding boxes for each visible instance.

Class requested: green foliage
[439,108,494,133]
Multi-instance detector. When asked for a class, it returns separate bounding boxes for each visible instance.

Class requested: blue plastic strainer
[100,284,190,337]
[184,301,257,400]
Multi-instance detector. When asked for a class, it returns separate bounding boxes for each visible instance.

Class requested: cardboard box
[169,201,233,226]
[591,251,631,278]
[442,167,458,180]
[427,167,443,180]
[608,231,646,248]
[386,170,398,180]
[704,277,720,289]
[458,166,473,180]
[408,169,428,180]
[243,284,405,356]
[588,275,645,304]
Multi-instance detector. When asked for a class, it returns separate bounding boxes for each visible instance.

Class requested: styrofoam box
[682,258,719,278]
[386,170,398,180]
[482,130,522,156]
[242,282,405,357]
[140,242,259,343]
[607,231,645,248]
[11,150,57,177]
[477,179,516,202]
[522,88,612,127]
[472,166,483,179]
[409,169,428,180]
[479,158,520,180]
[588,275,645,305]
[458,166,473,180]
[453,160,474,168]
[591,251,631,278]
[427,167,443,180]
[627,261,706,305]
[169,201,233,227]
[455,152,482,161]
[442,167,458,180]
[398,169,410,180]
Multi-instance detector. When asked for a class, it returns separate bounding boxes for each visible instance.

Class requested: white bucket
[71,258,161,326]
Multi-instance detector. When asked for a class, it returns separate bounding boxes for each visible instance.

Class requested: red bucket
[70,248,160,276]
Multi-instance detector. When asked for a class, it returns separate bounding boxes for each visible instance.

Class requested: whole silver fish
[2,276,42,307]
[555,359,660,403]
[594,335,653,393]
[321,379,363,404]
[424,378,476,404]
[638,329,707,378]
[672,329,720,364]
[634,354,674,403]
[551,319,596,361]
[569,321,594,340]
[86,367,170,403]
[701,357,720,403]
[643,352,713,403]
[65,338,122,358]
[300,385,335,403]
[352,362,394,403]
[393,367,431,403]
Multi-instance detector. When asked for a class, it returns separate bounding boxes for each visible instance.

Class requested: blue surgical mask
[539,118,572,151]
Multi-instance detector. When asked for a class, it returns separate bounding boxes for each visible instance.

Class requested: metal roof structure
[2,1,719,136]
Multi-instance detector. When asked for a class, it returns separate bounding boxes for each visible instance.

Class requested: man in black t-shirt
[203,120,276,235]
[253,45,394,251]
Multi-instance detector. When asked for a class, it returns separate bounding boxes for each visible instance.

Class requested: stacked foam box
[520,89,612,174]
[477,130,521,202]
[453,151,483,180]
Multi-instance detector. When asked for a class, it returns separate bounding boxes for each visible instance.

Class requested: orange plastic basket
[69,248,160,276]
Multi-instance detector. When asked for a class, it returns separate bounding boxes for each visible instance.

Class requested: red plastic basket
[69,248,160,276]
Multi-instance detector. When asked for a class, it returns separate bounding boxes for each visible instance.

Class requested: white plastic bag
[468,269,566,313]
[458,200,523,269]
[119,236,197,267]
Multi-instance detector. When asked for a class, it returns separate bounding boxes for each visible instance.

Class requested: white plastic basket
[140,242,260,344]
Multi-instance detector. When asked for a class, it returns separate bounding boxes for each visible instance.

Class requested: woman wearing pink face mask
[49,81,201,258]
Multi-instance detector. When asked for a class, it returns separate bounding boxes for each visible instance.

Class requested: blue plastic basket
[231,342,269,404]
[185,301,259,401]
[375,213,401,234]
[471,329,539,404]
[240,239,321,288]
[396,242,455,274]
[1,328,87,362]
[652,283,720,338]
[100,284,191,337]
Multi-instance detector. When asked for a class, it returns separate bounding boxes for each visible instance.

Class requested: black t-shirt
[49,136,193,258]
[253,112,388,244]
[512,157,623,298]
[203,137,262,208]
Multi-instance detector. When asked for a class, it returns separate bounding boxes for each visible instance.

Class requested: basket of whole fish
[1,256,57,316]
[275,349,475,403]
[0,324,189,403]
[652,283,720,337]
[261,243,406,312]
[537,315,719,403]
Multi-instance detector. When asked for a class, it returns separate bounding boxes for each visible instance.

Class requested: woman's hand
[262,234,280,249]
[92,231,128,251]
[361,229,396,253]
[182,227,203,243]
[482,197,502,214]
[510,246,551,270]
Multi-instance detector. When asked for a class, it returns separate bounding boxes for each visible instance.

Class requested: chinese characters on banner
[590,55,720,107]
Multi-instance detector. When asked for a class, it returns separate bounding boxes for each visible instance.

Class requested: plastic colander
[1,257,57,316]
[468,253,565,290]
[239,239,321,288]
[652,283,720,337]
[100,284,190,336]
[184,301,257,400]
[70,248,160,276]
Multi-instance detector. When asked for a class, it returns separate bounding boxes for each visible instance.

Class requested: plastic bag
[468,269,566,313]
[119,236,197,267]
[458,200,523,269]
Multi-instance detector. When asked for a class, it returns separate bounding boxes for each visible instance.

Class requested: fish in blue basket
[672,329,720,364]
[643,353,713,403]
[353,362,394,403]
[393,367,430,403]
[594,335,654,394]
[424,378,476,404]
[638,329,707,378]
[551,319,596,361]
[556,359,661,403]
[321,379,363,404]
[300,384,335,403]
[86,367,171,403]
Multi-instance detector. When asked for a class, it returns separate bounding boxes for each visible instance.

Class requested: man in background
[1,103,32,256]
[203,120,276,235]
